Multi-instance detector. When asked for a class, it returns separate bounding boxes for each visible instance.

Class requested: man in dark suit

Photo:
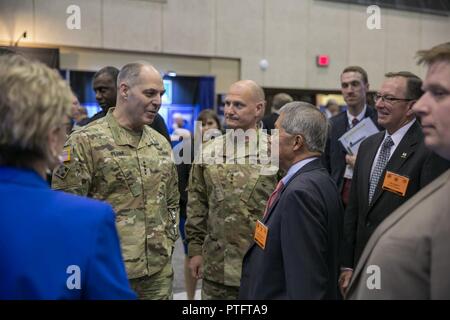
[261,92,293,134]
[347,42,450,300]
[239,102,343,300]
[339,71,450,296]
[322,66,379,207]
[79,66,170,142]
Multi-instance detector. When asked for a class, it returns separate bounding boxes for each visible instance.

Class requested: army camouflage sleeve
[51,131,94,196]
[185,163,208,257]
[167,162,181,241]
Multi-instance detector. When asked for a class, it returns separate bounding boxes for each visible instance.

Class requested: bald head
[224,80,266,130]
[117,62,161,88]
[230,80,265,104]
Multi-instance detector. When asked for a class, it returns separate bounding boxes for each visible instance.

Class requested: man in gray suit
[347,42,450,299]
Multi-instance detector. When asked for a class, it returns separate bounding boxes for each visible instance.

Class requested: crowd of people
[0,42,449,299]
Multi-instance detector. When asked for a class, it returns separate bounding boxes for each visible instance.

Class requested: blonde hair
[0,55,72,166]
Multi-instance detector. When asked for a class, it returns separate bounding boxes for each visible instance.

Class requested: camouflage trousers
[201,279,239,300]
[129,262,174,300]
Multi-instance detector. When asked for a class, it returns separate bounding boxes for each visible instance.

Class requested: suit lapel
[262,184,286,224]
[369,121,422,207]
[349,169,450,292]
[262,159,322,224]
[361,132,385,208]
[354,106,381,207]
[336,113,350,155]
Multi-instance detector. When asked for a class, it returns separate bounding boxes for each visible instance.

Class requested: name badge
[382,171,409,196]
[254,220,268,250]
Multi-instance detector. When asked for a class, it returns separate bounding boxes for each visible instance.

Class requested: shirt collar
[347,104,367,127]
[281,157,318,185]
[384,118,416,147]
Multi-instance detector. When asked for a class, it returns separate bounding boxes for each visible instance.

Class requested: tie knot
[383,136,394,148]
[352,118,359,127]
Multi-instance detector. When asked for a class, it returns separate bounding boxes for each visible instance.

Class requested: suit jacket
[342,121,450,268]
[239,159,343,299]
[322,107,379,192]
[0,167,136,300]
[347,169,450,299]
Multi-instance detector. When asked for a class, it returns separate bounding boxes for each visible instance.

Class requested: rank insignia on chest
[54,165,70,180]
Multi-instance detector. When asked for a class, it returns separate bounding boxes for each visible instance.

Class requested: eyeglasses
[374,94,413,104]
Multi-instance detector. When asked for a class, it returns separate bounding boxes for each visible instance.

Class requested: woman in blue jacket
[0,54,135,300]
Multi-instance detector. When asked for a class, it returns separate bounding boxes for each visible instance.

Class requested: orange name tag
[254,220,268,250]
[382,171,409,196]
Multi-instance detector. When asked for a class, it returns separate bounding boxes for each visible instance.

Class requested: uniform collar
[105,108,159,149]
[223,129,270,160]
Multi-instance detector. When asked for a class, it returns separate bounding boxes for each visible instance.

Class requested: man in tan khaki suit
[347,42,450,300]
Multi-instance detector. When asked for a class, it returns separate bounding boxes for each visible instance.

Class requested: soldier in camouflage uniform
[52,62,179,300]
[186,80,279,299]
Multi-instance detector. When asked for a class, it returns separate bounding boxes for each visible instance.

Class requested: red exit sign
[316,55,329,67]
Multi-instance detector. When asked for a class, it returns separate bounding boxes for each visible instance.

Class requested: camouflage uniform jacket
[186,130,279,287]
[52,109,179,279]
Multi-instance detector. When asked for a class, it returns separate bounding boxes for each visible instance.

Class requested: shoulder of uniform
[258,129,271,140]
[67,118,109,145]
[75,117,108,133]
[201,133,225,154]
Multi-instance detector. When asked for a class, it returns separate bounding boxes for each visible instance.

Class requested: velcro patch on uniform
[54,164,70,180]
[111,151,125,157]
[61,147,71,162]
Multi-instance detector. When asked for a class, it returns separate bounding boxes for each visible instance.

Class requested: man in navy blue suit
[322,66,379,207]
[0,54,135,299]
[239,102,343,299]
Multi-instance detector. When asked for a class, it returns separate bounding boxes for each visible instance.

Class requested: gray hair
[117,61,158,88]
[0,54,72,166]
[279,101,328,153]
[272,93,293,110]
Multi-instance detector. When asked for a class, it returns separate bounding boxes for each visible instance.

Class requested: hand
[345,154,357,168]
[189,255,204,280]
[339,270,353,298]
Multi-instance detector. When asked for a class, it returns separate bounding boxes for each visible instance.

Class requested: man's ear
[119,82,129,99]
[292,134,304,152]
[256,100,266,118]
[406,100,416,117]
